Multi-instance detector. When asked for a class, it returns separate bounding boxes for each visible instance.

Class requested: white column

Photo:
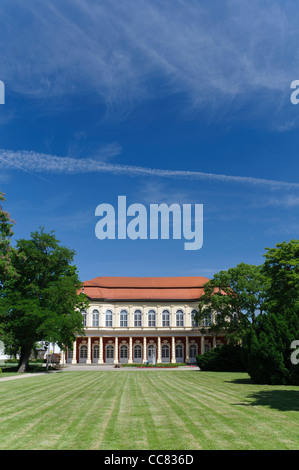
[171,305,175,328]
[157,336,161,363]
[114,336,119,364]
[60,347,65,365]
[157,305,161,327]
[213,335,216,349]
[171,336,176,363]
[201,336,205,355]
[143,336,147,363]
[72,340,77,364]
[129,305,133,328]
[86,337,91,364]
[128,336,133,364]
[185,336,189,363]
[98,336,103,364]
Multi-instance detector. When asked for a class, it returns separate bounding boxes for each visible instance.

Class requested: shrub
[196,344,246,372]
[243,311,299,385]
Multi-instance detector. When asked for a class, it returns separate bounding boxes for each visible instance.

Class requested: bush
[196,344,246,372]
[243,311,299,385]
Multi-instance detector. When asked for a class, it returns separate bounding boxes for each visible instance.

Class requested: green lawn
[1,370,299,450]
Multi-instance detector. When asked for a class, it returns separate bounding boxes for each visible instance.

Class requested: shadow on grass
[1,364,51,374]
[225,377,254,385]
[234,390,299,412]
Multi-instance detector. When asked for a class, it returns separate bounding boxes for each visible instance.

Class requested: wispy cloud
[0,147,299,190]
[0,1,297,125]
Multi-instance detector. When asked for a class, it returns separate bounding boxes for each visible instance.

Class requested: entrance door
[162,344,170,363]
[106,345,114,363]
[134,345,142,363]
[119,345,128,363]
[93,345,99,363]
[148,344,156,364]
[175,344,184,363]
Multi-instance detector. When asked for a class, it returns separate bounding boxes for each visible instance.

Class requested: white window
[82,310,87,327]
[106,310,113,327]
[120,345,128,358]
[92,310,99,327]
[176,310,184,327]
[106,345,114,359]
[148,310,156,327]
[162,344,170,359]
[191,309,198,327]
[120,310,128,327]
[162,310,170,327]
[203,313,212,327]
[175,344,183,358]
[93,345,99,359]
[134,345,142,359]
[80,345,87,359]
[134,310,142,327]
[189,344,197,358]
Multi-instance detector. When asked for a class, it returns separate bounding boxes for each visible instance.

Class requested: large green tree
[0,228,88,372]
[197,263,268,343]
[0,192,16,282]
[198,241,299,384]
[244,240,299,384]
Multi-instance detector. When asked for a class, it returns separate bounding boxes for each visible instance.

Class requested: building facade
[63,276,226,365]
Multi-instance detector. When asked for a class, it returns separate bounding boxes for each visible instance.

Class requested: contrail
[0,148,298,190]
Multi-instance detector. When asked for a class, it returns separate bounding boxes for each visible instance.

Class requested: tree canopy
[0,227,88,372]
[197,240,299,384]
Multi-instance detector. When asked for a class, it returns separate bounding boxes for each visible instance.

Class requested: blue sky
[0,0,299,282]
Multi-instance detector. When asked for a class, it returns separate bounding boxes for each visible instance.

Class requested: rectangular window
[176,312,184,327]
[120,311,128,327]
[134,311,142,327]
[148,311,156,327]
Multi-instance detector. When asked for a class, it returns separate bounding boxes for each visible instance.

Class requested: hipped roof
[80,276,209,301]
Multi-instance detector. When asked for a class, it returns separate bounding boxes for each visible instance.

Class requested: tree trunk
[18,344,32,373]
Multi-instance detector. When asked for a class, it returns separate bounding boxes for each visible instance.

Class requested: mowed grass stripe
[0,373,104,449]
[155,372,299,449]
[1,371,299,450]
[141,372,203,449]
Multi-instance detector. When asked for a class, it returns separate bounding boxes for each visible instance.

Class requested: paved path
[0,364,199,380]
[62,364,200,371]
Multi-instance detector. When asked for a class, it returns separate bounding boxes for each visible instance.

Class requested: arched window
[134,344,142,359]
[120,310,128,327]
[176,310,184,327]
[105,310,113,327]
[189,344,197,358]
[148,310,156,327]
[120,345,128,359]
[80,345,87,359]
[162,344,170,361]
[93,344,99,359]
[162,310,170,327]
[204,343,211,353]
[148,344,156,362]
[92,309,99,327]
[134,310,142,327]
[106,344,114,363]
[191,309,198,327]
[175,344,184,362]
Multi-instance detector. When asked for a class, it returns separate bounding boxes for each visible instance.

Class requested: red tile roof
[80,276,210,301]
